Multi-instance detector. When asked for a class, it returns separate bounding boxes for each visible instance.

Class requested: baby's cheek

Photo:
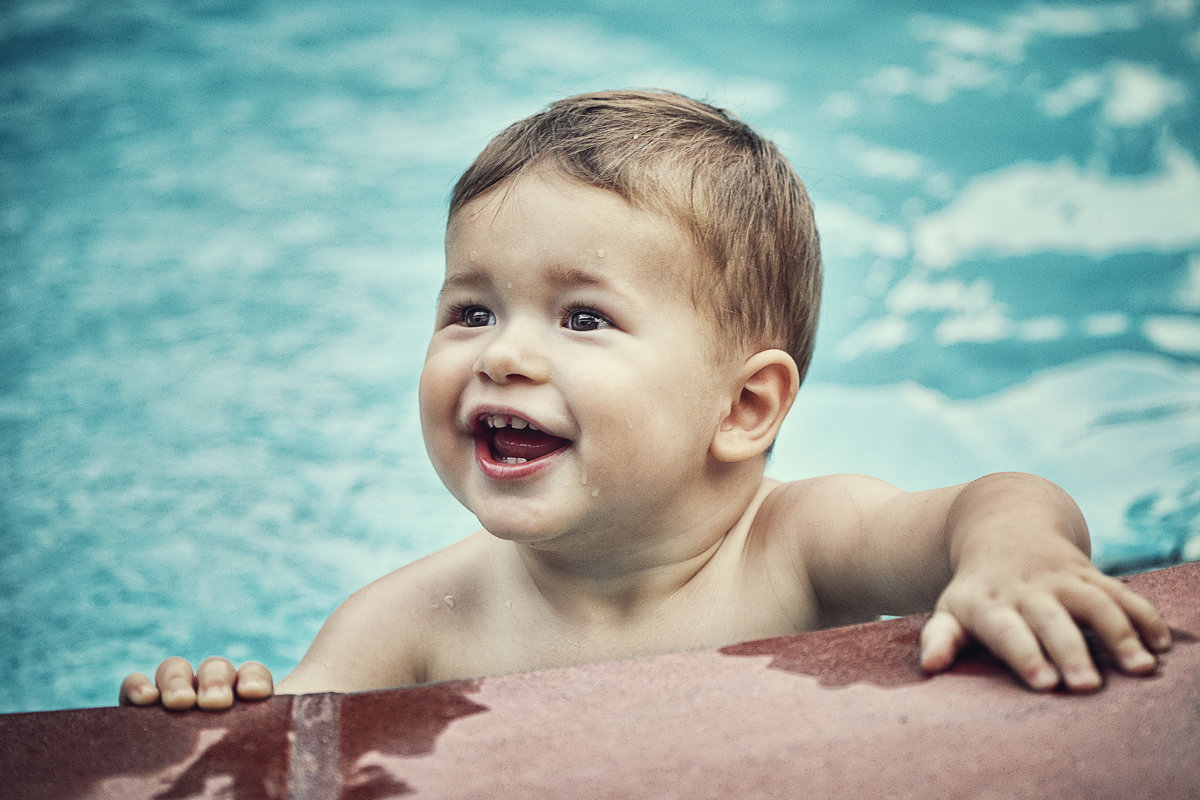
[417,396,462,481]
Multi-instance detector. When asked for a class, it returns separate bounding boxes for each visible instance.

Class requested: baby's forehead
[448,166,685,225]
[444,169,727,323]
[448,170,700,265]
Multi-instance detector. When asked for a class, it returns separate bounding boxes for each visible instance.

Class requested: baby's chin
[474,505,598,549]
[477,512,567,544]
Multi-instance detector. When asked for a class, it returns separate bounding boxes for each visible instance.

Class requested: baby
[121,90,1171,710]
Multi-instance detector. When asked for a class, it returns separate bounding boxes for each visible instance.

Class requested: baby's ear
[710,349,799,463]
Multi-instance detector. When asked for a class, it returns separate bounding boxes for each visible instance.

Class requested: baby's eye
[459,305,496,327]
[563,308,611,332]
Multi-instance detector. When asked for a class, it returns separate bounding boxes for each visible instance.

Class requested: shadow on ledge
[2,561,1197,799]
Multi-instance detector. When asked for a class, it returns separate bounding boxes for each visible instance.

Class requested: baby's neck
[509,476,780,625]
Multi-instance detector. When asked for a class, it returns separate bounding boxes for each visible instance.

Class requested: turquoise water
[2,0,1198,713]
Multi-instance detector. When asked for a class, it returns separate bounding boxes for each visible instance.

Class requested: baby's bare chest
[422,573,819,683]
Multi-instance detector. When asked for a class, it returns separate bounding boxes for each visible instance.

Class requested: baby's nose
[475,323,550,384]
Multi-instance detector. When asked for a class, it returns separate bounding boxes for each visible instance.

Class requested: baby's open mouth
[480,414,570,464]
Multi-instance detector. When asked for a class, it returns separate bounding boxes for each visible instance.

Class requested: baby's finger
[919,610,970,673]
[1066,583,1159,676]
[156,657,198,710]
[196,657,237,710]
[970,607,1060,691]
[1105,577,1173,653]
[234,661,274,701]
[119,673,159,707]
[1022,596,1100,691]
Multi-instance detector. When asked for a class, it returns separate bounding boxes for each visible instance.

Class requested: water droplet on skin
[505,600,512,609]
[443,595,455,608]
[591,488,599,498]
[580,467,588,485]
[596,248,605,258]
[505,281,512,289]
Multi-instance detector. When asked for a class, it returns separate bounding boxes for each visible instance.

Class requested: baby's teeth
[503,457,527,464]
[482,414,541,432]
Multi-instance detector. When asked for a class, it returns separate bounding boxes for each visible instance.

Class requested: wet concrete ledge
[2,561,1197,799]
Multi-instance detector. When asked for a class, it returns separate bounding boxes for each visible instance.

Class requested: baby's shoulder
[296,532,496,688]
[747,474,906,561]
[343,531,497,622]
[765,473,903,519]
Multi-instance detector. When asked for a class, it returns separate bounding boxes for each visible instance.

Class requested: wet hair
[449,89,822,382]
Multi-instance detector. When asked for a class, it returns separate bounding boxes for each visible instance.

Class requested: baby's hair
[450,89,822,382]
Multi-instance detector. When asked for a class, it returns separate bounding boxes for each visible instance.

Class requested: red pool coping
[2,560,1197,799]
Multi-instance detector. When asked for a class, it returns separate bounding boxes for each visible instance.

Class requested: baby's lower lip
[474,435,568,480]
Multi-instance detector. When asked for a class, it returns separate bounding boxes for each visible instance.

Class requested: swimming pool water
[2,0,1198,712]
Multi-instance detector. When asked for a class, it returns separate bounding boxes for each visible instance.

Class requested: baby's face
[420,169,736,545]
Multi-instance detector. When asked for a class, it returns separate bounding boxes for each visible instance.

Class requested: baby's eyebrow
[439,264,615,298]
[437,269,490,300]
[542,264,608,290]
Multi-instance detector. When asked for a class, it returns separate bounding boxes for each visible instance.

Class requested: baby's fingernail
[1064,666,1101,691]
[1027,666,1059,691]
[1119,646,1156,673]
[1152,632,1173,651]
[195,686,229,708]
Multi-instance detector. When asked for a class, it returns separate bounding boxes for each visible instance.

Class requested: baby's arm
[918,473,1170,690]
[119,657,273,710]
[789,472,1172,691]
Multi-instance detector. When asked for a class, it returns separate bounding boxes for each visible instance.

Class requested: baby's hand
[919,553,1173,692]
[119,657,274,710]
